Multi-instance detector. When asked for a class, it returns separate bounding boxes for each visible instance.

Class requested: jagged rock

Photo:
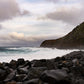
[4,71,16,82]
[17,66,28,74]
[40,69,71,84]
[9,60,17,69]
[16,82,22,84]
[23,79,39,84]
[15,74,27,82]
[22,60,31,68]
[6,82,16,84]
[27,67,47,80]
[76,79,84,84]
[17,58,25,66]
[32,59,55,69]
[0,68,7,81]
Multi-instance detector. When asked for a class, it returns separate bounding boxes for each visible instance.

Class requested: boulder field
[0,51,84,84]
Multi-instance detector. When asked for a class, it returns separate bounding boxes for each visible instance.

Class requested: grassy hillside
[40,22,84,49]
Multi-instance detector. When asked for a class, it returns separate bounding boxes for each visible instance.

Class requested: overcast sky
[0,0,84,47]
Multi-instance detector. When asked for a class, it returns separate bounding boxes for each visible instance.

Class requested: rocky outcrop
[0,51,84,84]
[40,22,84,49]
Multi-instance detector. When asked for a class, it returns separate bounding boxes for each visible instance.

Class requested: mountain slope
[40,22,84,49]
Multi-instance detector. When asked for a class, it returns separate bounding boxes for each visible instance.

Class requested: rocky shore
[0,51,84,84]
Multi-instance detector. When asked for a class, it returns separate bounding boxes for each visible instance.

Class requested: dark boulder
[32,59,55,69]
[27,67,47,80]
[76,79,84,84]
[17,58,25,66]
[23,79,39,84]
[6,82,17,84]
[4,71,16,82]
[15,74,27,82]
[22,60,31,68]
[0,68,7,81]
[9,60,17,69]
[40,69,71,84]
[17,66,28,74]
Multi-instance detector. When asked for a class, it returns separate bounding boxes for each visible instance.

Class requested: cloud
[0,0,20,21]
[0,0,30,21]
[46,0,83,2]
[46,3,84,25]
[0,25,3,30]
[21,10,30,15]
[0,32,59,47]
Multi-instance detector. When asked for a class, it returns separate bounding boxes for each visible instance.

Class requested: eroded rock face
[0,51,84,84]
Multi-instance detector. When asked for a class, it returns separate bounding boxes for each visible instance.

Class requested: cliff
[40,22,84,49]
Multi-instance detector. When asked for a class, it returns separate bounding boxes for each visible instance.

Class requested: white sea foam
[0,47,82,62]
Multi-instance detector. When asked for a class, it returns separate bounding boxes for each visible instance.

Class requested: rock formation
[40,22,84,49]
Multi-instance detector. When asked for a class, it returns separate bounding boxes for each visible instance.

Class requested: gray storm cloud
[0,32,59,47]
[0,0,30,21]
[0,0,20,21]
[0,25,3,30]
[46,6,84,25]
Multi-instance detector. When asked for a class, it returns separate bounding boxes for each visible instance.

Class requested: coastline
[0,47,80,63]
[0,51,84,84]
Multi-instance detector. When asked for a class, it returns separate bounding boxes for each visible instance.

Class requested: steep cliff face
[40,22,84,49]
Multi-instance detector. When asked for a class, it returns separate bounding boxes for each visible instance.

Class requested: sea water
[0,47,82,62]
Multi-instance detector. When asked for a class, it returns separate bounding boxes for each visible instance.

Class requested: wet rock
[0,81,4,84]
[0,68,7,81]
[32,59,47,67]
[16,82,22,84]
[9,60,17,69]
[23,79,39,84]
[54,57,61,62]
[33,59,55,69]
[4,71,16,82]
[28,67,47,80]
[72,59,79,65]
[46,60,55,69]
[17,58,25,66]
[6,82,16,84]
[61,56,66,61]
[2,62,9,67]
[40,69,71,84]
[76,79,84,84]
[17,66,28,74]
[15,74,27,82]
[57,63,64,69]
[22,60,31,68]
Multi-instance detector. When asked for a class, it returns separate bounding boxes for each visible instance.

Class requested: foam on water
[0,47,82,62]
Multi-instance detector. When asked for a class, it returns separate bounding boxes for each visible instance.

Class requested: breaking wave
[0,47,82,62]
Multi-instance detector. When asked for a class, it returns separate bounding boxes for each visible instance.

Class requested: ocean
[0,47,81,62]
